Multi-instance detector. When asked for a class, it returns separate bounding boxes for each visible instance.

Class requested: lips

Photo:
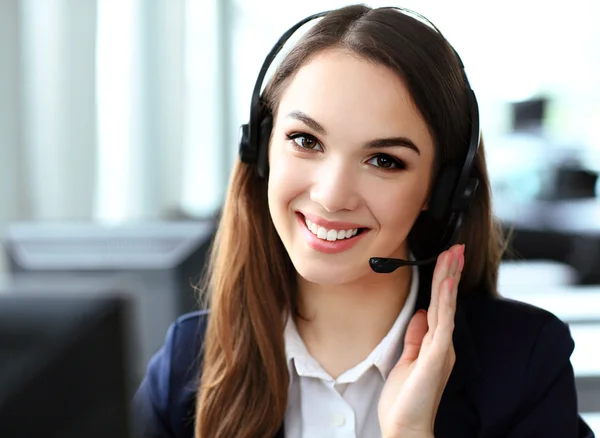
[300,212,366,230]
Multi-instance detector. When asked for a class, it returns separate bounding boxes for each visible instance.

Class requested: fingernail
[417,309,427,315]
[459,252,465,272]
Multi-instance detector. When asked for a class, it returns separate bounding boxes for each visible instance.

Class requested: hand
[378,244,465,438]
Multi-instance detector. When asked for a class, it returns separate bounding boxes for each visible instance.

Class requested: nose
[309,160,361,212]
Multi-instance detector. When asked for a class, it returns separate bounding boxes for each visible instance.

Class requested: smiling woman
[132,5,595,438]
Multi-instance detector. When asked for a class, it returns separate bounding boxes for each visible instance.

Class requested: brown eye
[288,133,323,151]
[367,154,405,171]
[376,156,393,168]
[297,136,316,149]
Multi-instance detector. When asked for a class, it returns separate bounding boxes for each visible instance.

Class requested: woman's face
[267,49,435,285]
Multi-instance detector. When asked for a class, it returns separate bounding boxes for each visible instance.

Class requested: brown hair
[196,5,506,437]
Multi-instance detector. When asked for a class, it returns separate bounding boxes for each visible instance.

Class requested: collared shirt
[283,265,419,438]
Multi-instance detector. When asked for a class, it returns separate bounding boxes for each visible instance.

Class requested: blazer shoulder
[463,294,571,340]
[457,295,583,435]
[169,310,210,387]
[171,309,210,354]
[462,295,574,366]
[132,310,209,438]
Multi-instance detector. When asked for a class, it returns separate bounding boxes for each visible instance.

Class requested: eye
[287,133,323,152]
[367,154,406,171]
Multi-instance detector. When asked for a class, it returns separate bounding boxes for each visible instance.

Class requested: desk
[495,199,600,284]
[501,286,600,324]
[495,199,600,234]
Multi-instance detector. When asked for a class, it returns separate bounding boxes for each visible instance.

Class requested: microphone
[369,212,464,274]
[369,254,438,273]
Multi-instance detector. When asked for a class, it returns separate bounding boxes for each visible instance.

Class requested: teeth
[304,217,359,242]
[317,227,327,239]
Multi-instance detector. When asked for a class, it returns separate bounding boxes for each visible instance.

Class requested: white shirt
[284,265,419,438]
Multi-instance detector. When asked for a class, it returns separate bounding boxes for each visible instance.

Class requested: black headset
[238,9,481,273]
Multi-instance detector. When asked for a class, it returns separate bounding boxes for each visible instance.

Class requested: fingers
[426,245,464,357]
[428,252,450,331]
[398,310,428,365]
[432,245,464,349]
[451,246,463,300]
[437,246,462,325]
[434,276,456,346]
[407,245,464,369]
[429,245,461,331]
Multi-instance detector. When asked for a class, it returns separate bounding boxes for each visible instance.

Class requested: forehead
[276,49,432,148]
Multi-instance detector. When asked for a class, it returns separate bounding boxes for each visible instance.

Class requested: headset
[238,8,481,274]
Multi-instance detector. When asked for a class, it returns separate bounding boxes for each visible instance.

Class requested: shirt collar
[284,312,316,385]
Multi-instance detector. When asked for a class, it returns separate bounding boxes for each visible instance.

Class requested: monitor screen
[0,293,132,438]
[510,96,548,132]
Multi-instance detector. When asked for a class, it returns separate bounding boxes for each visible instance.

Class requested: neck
[294,265,413,378]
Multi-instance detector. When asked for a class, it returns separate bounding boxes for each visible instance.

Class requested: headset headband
[239,11,329,166]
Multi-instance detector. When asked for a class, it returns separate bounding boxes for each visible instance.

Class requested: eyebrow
[286,110,421,155]
[364,137,420,155]
[287,110,327,136]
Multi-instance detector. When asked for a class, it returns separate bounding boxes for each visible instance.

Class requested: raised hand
[378,244,465,438]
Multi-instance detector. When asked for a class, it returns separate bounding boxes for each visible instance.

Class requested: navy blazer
[133,280,595,438]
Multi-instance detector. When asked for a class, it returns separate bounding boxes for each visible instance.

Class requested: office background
[1,0,599,226]
[0,0,599,434]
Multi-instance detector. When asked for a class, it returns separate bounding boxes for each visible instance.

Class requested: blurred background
[0,0,599,435]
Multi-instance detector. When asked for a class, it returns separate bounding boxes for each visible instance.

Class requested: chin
[291,256,369,286]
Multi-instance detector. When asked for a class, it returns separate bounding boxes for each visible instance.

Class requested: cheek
[267,142,306,212]
[370,177,429,231]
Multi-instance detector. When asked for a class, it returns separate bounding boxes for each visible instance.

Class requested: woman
[133,5,594,438]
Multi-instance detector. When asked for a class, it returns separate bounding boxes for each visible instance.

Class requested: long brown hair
[196,5,506,437]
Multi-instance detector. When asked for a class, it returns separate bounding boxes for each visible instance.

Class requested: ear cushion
[238,123,253,163]
[429,165,460,220]
[256,113,273,179]
[453,178,479,212]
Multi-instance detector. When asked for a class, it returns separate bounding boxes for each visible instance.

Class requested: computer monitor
[510,96,548,133]
[0,293,132,438]
[2,220,217,381]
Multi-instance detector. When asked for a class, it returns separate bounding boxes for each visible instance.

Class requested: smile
[304,216,359,241]
[296,213,369,254]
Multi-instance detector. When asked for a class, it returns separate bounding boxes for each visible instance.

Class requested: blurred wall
[0,0,26,230]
